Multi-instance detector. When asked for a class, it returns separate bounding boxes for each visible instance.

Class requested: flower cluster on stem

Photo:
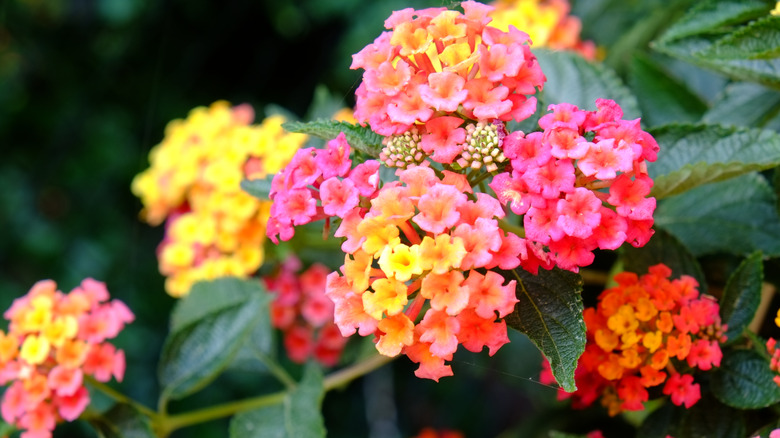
[0,279,134,438]
[264,258,348,366]
[541,264,726,415]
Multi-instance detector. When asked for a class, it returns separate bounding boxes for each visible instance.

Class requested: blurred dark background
[0,0,668,436]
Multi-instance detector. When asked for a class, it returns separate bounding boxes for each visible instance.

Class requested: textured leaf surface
[655,173,780,256]
[676,396,746,438]
[703,82,780,130]
[91,404,155,438]
[283,119,383,158]
[229,363,326,438]
[629,55,707,127]
[653,0,780,87]
[534,50,641,119]
[648,123,780,199]
[160,278,269,400]
[504,267,585,393]
[720,252,764,343]
[712,349,780,409]
[620,228,707,291]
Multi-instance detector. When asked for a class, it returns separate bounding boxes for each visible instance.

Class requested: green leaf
[230,363,326,438]
[91,404,156,438]
[703,82,780,130]
[534,49,641,120]
[240,176,274,201]
[653,0,780,88]
[628,54,707,127]
[637,402,678,438]
[655,172,780,256]
[647,123,780,199]
[282,119,383,158]
[548,432,592,438]
[701,16,780,60]
[711,349,780,409]
[675,395,746,438]
[720,252,764,343]
[504,267,585,393]
[620,228,707,291]
[657,0,770,43]
[159,278,271,400]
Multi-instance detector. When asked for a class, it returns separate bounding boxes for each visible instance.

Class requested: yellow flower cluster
[488,0,596,59]
[132,101,307,296]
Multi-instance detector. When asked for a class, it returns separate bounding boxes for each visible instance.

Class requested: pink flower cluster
[351,1,545,161]
[266,133,381,244]
[0,279,133,438]
[265,259,348,367]
[489,99,658,272]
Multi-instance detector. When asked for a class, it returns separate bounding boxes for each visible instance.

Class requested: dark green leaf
[653,0,780,88]
[655,173,780,256]
[648,124,780,199]
[241,176,275,201]
[701,16,780,60]
[169,277,269,333]
[703,82,780,130]
[676,395,746,438]
[534,50,641,120]
[230,363,326,438]
[620,228,707,291]
[711,349,780,409]
[637,402,679,438]
[159,278,270,400]
[628,54,707,127]
[751,418,780,438]
[91,404,156,438]
[657,0,770,43]
[504,267,585,393]
[282,119,383,158]
[720,252,764,343]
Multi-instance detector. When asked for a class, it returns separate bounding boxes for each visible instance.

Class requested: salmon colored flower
[264,260,348,367]
[487,0,596,60]
[0,279,133,438]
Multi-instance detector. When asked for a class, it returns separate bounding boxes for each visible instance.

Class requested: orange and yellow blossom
[541,264,726,415]
[488,0,596,60]
[325,166,525,381]
[131,101,308,296]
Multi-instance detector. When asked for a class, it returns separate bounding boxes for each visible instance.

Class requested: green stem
[497,218,525,238]
[158,353,394,436]
[86,376,159,420]
[255,351,297,389]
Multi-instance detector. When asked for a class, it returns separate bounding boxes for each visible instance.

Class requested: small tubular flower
[352,2,545,160]
[0,279,133,438]
[264,260,348,367]
[544,264,726,415]
[132,102,309,296]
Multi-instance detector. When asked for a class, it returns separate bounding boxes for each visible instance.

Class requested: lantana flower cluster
[490,99,659,272]
[542,264,726,415]
[0,279,134,438]
[350,1,545,141]
[131,101,307,296]
[264,259,348,367]
[488,0,596,60]
[765,308,780,387]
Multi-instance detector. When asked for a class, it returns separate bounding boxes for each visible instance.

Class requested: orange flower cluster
[0,279,134,438]
[265,259,348,367]
[542,264,726,415]
[131,102,307,296]
[488,0,596,60]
